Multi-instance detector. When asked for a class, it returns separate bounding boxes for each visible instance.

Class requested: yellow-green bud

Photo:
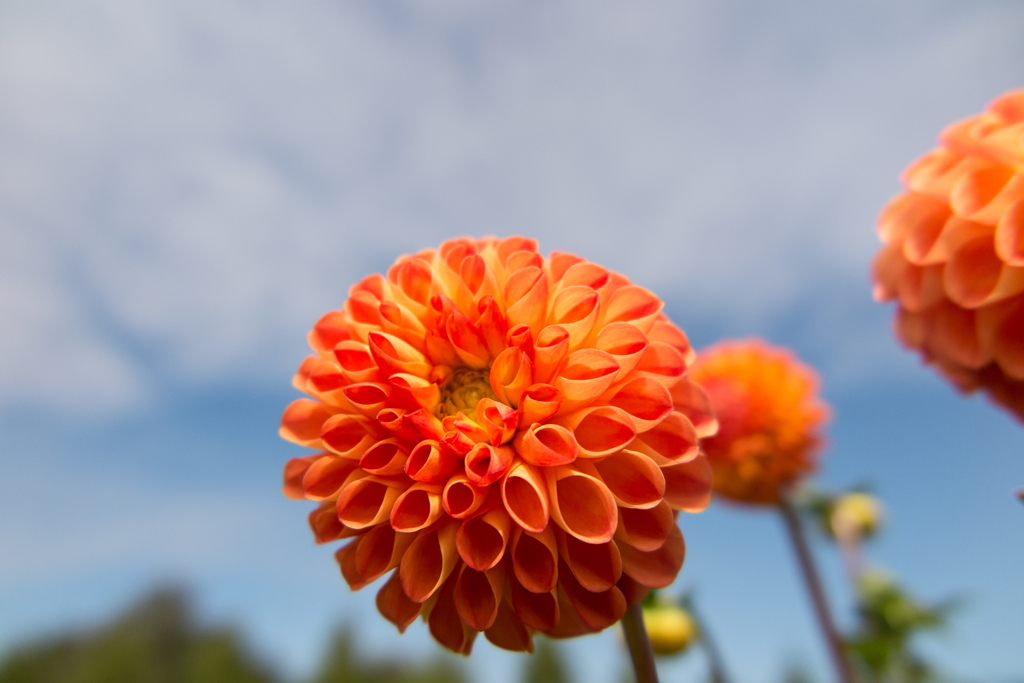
[830,491,884,541]
[642,604,698,656]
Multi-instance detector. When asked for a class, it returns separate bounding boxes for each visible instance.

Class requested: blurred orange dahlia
[872,89,1024,421]
[689,339,829,505]
[280,237,716,654]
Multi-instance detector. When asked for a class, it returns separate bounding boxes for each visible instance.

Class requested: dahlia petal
[533,325,570,384]
[662,453,713,512]
[514,423,579,467]
[341,382,391,417]
[376,570,422,634]
[344,291,383,339]
[447,310,492,369]
[506,325,535,359]
[951,167,1024,225]
[393,257,435,310]
[634,342,687,387]
[336,536,370,591]
[333,341,381,384]
[309,503,361,544]
[310,310,353,355]
[598,285,663,334]
[590,450,665,510]
[871,242,909,302]
[303,454,361,500]
[425,330,461,367]
[387,373,441,413]
[615,501,675,552]
[307,358,348,394]
[427,572,476,655]
[504,267,549,336]
[554,405,636,459]
[517,383,562,427]
[557,261,611,292]
[553,348,620,410]
[506,250,544,273]
[400,520,460,603]
[898,264,946,313]
[510,524,558,593]
[497,236,540,270]
[616,573,652,609]
[647,319,696,368]
[465,443,514,487]
[629,411,699,466]
[544,586,594,638]
[489,347,533,408]
[510,576,559,631]
[336,476,410,529]
[546,251,586,283]
[545,464,618,544]
[604,376,673,432]
[320,413,378,459]
[454,562,506,631]
[617,524,685,589]
[476,399,518,446]
[547,286,600,353]
[902,148,961,198]
[477,296,509,358]
[403,409,446,441]
[368,331,432,379]
[391,482,446,533]
[458,254,501,310]
[283,454,322,499]
[280,399,333,447]
[442,472,491,519]
[945,233,1024,308]
[484,598,534,653]
[928,300,989,369]
[501,459,550,533]
[978,297,1024,379]
[355,523,417,582]
[405,440,461,484]
[594,322,650,381]
[375,408,424,442]
[995,198,1024,266]
[669,379,719,438]
[557,559,627,631]
[555,528,622,593]
[378,300,428,353]
[292,355,320,393]
[897,198,954,266]
[456,506,511,571]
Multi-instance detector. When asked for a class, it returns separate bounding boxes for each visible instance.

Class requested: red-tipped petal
[336,476,409,529]
[376,570,421,633]
[533,325,570,384]
[556,528,622,593]
[501,459,550,533]
[510,576,559,631]
[662,453,713,512]
[547,286,600,353]
[517,383,562,427]
[355,523,417,582]
[465,442,514,487]
[505,267,549,336]
[485,598,534,653]
[554,405,636,459]
[405,440,461,483]
[513,423,578,467]
[400,521,460,603]
[283,454,322,499]
[630,411,699,466]
[616,501,675,552]
[546,464,618,544]
[303,455,361,500]
[557,559,627,631]
[454,562,506,631]
[390,482,445,533]
[510,524,558,593]
[280,399,332,447]
[618,524,686,588]
[456,507,512,571]
[442,471,490,519]
[591,450,665,510]
[320,413,378,459]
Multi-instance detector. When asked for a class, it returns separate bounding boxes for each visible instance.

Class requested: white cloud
[1,0,1022,415]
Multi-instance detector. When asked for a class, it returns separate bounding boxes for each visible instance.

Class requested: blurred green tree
[520,638,571,683]
[312,629,467,683]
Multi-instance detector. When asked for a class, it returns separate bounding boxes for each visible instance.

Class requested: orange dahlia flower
[872,89,1024,421]
[689,340,828,505]
[279,237,716,654]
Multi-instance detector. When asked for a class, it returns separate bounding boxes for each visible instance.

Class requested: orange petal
[501,459,550,533]
[544,586,593,638]
[283,454,322,499]
[341,382,391,417]
[390,482,446,533]
[307,358,347,394]
[945,233,1024,308]
[291,355,319,393]
[617,573,652,609]
[978,297,1024,379]
[591,450,665,510]
[518,383,562,427]
[376,570,422,633]
[633,342,687,387]
[617,524,685,588]
[505,266,549,336]
[595,322,649,381]
[368,331,432,379]
[309,310,353,355]
[513,423,578,467]
[510,575,559,631]
[556,528,622,593]
[455,562,507,631]
[489,347,534,408]
[427,572,476,654]
[402,408,446,441]
[336,476,409,529]
[545,464,618,544]
[557,261,610,292]
[465,443,514,487]
[400,521,460,603]
[388,374,441,413]
[485,597,534,653]
[553,349,620,410]
[302,454,361,500]
[320,413,378,459]
[506,325,535,359]
[647,319,696,367]
[355,523,417,582]
[405,440,461,483]
[308,502,356,544]
[476,296,509,359]
[442,471,490,519]
[280,399,332,447]
[446,310,491,369]
[378,300,427,352]
[629,411,699,466]
[557,559,627,631]
[554,405,636,459]
[599,285,663,334]
[604,376,673,432]
[510,524,559,594]
[996,198,1024,266]
[335,536,369,590]
[392,257,435,310]
[547,286,600,352]
[374,408,424,443]
[546,251,586,283]
[951,167,1024,225]
[669,378,719,438]
[333,341,380,384]
[615,501,675,552]
[533,325,570,384]
[928,301,989,370]
[476,399,518,446]
[456,506,512,571]
[662,453,713,512]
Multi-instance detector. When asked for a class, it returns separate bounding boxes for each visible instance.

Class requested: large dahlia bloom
[872,89,1024,420]
[689,340,829,505]
[280,237,716,654]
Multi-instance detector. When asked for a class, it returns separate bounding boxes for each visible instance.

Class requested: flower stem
[779,498,856,683]
[621,601,660,683]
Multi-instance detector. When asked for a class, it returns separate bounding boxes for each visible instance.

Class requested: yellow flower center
[437,367,498,419]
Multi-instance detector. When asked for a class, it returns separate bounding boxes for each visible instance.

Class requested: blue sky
[1,1,1023,681]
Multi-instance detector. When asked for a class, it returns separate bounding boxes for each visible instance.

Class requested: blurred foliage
[311,629,467,683]
[521,638,572,683]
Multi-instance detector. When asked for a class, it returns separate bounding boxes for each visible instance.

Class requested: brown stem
[779,498,856,683]
[621,601,660,683]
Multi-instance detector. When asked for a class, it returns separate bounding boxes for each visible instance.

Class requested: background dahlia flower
[688,339,829,505]
[280,237,716,655]
[872,89,1024,421]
